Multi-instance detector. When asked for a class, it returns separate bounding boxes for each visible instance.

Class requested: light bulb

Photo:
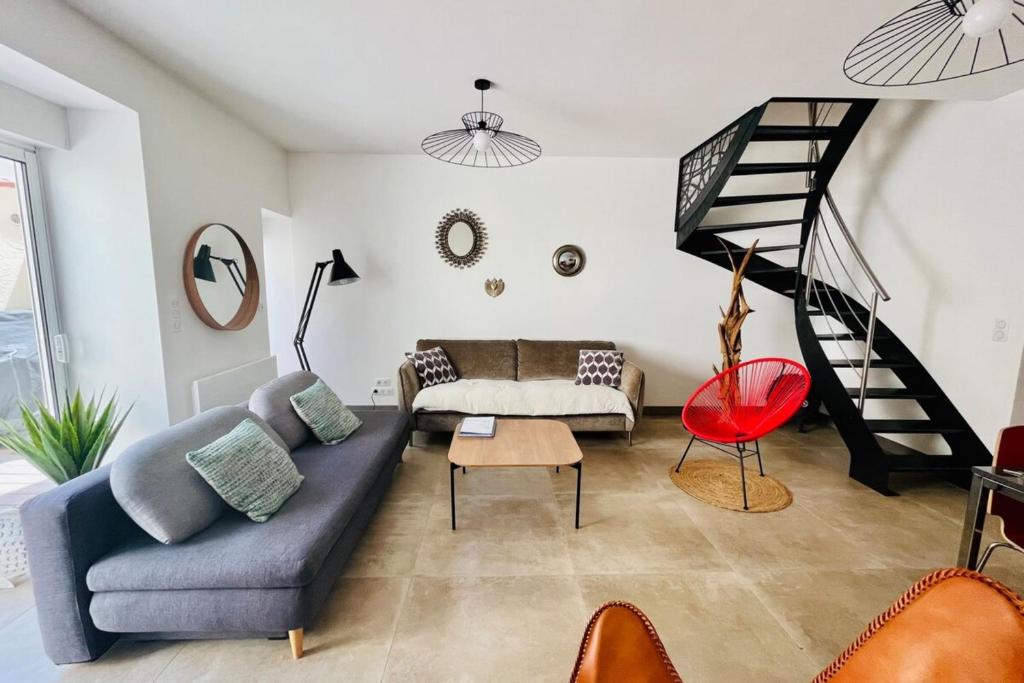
[962,0,1012,37]
[472,129,493,153]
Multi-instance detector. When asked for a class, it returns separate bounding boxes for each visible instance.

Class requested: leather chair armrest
[396,360,420,413]
[620,361,645,424]
[814,568,1024,682]
[571,602,681,683]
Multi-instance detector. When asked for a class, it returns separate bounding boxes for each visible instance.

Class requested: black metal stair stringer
[673,97,992,495]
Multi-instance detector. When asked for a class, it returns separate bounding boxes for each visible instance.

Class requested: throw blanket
[412,379,634,421]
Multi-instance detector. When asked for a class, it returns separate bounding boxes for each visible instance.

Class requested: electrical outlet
[374,377,392,388]
[993,318,1009,343]
[372,386,395,397]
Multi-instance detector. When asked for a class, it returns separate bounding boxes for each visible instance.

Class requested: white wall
[1,0,290,426]
[0,81,67,149]
[286,153,801,406]
[832,95,1024,449]
[261,209,300,376]
[39,107,168,447]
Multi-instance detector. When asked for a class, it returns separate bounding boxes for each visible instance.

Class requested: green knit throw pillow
[289,379,362,445]
[186,419,303,523]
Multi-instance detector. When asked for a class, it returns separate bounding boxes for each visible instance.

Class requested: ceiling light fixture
[422,79,541,168]
[962,0,1013,36]
[844,0,1024,86]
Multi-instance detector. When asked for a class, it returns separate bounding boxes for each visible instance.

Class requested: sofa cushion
[249,371,319,450]
[186,418,304,523]
[417,339,516,380]
[517,340,616,381]
[110,406,287,545]
[290,379,363,444]
[87,410,409,592]
[405,346,459,388]
[575,349,625,388]
[411,379,634,421]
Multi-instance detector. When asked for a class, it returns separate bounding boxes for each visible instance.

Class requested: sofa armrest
[396,360,421,413]
[620,361,645,425]
[19,467,137,663]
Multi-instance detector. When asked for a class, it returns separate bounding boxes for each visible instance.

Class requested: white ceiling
[65,0,1024,156]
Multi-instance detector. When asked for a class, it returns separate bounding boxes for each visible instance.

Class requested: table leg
[450,462,458,531]
[956,472,987,569]
[570,462,582,529]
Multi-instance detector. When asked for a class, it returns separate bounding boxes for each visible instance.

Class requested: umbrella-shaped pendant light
[422,79,541,168]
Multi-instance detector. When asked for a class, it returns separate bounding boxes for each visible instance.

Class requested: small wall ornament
[552,244,586,277]
[435,209,487,268]
[484,278,505,297]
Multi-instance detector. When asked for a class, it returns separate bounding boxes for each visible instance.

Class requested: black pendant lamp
[421,79,541,168]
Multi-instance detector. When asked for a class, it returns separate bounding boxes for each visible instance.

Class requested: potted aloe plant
[0,391,130,587]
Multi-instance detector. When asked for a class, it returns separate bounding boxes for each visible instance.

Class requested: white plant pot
[0,507,28,588]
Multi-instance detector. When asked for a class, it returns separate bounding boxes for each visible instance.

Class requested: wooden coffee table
[447,419,584,530]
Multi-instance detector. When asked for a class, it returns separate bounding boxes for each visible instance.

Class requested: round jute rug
[668,459,793,513]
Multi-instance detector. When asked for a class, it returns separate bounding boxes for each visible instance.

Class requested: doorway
[0,141,66,461]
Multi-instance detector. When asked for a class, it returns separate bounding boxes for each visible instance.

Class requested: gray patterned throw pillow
[575,349,625,387]
[185,419,303,523]
[289,379,363,445]
[405,346,459,388]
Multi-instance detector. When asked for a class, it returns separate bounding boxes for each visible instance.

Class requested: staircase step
[697,218,811,233]
[747,265,799,275]
[808,309,868,320]
[815,331,890,342]
[713,192,811,207]
[701,243,802,256]
[732,162,820,175]
[845,387,937,400]
[864,419,964,434]
[751,125,840,142]
[828,358,914,369]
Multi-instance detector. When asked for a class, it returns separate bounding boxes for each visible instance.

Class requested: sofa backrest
[110,405,287,544]
[249,370,320,449]
[415,339,617,382]
[417,339,517,380]
[517,339,616,381]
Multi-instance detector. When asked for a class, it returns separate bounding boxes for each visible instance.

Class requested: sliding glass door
[0,141,66,447]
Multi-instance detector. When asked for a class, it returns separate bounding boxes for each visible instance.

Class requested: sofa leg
[626,431,632,447]
[408,431,416,448]
[288,628,303,659]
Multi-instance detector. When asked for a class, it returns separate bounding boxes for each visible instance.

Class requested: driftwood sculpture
[714,238,758,377]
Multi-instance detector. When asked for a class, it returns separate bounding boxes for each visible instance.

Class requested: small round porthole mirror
[183,223,260,331]
[552,244,586,277]
[436,209,487,268]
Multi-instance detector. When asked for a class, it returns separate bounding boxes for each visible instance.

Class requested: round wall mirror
[552,244,586,277]
[435,209,487,268]
[183,223,260,331]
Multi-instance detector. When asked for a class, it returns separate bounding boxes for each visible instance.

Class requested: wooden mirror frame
[435,209,487,269]
[183,223,260,331]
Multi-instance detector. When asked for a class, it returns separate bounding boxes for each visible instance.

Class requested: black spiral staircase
[674,97,991,495]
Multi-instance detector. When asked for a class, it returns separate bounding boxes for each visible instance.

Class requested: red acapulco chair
[675,358,811,510]
[978,425,1024,571]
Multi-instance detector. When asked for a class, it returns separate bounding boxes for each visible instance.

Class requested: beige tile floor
[1,417,1022,682]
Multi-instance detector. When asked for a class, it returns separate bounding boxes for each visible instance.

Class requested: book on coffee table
[459,416,496,438]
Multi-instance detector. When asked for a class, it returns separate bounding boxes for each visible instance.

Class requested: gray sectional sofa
[20,371,410,664]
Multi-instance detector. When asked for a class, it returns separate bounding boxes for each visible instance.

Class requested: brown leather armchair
[571,569,1024,683]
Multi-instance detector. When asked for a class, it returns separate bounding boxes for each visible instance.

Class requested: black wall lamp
[293,249,359,371]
